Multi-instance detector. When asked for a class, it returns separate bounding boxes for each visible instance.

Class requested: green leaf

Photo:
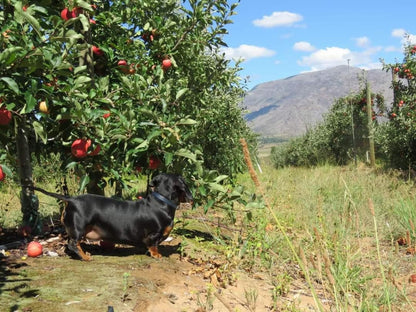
[175,88,188,100]
[32,121,47,144]
[164,152,173,165]
[208,182,227,193]
[22,92,36,114]
[74,76,92,88]
[15,4,42,38]
[174,149,197,162]
[136,140,149,151]
[198,185,207,196]
[0,164,13,177]
[0,47,24,65]
[78,174,90,193]
[75,0,94,11]
[79,14,90,32]
[66,162,79,170]
[177,118,197,125]
[214,175,228,183]
[204,199,215,213]
[74,65,87,74]
[0,77,20,95]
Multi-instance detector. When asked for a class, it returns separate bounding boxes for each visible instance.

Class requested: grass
[2,162,416,310]
[238,163,416,310]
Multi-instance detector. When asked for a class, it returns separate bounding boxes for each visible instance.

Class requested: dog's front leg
[148,245,162,258]
[67,238,92,261]
[143,233,163,258]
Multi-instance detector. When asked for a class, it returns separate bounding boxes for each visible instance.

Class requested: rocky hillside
[242,65,394,138]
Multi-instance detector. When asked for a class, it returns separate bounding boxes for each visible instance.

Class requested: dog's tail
[31,186,70,202]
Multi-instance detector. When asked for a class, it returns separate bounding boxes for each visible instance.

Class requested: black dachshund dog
[32,173,193,260]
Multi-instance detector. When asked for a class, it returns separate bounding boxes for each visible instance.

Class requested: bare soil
[0,222,326,312]
[3,219,416,311]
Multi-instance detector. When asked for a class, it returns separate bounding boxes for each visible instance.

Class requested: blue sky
[222,0,416,90]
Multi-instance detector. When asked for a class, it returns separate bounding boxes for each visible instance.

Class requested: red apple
[92,45,104,56]
[89,18,96,25]
[162,59,172,70]
[0,107,12,125]
[71,139,90,158]
[149,156,161,169]
[409,274,416,283]
[88,144,101,156]
[27,241,43,257]
[103,112,111,119]
[71,7,83,18]
[118,60,130,74]
[60,8,72,21]
[0,165,5,182]
[23,5,28,11]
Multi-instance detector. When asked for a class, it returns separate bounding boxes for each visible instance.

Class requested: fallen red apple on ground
[27,241,43,257]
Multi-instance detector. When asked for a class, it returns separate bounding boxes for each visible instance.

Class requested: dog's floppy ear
[148,173,164,189]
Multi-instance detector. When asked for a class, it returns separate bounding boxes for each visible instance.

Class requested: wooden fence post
[366,82,376,167]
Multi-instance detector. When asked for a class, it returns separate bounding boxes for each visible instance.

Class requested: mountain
[242,65,394,138]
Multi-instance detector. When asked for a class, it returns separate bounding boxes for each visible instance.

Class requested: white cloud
[293,41,316,52]
[253,11,303,28]
[392,28,416,45]
[355,36,370,47]
[221,44,276,61]
[298,46,382,71]
[392,28,406,38]
[298,47,352,70]
[384,45,401,53]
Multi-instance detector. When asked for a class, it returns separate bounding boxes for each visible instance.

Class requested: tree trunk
[16,117,41,234]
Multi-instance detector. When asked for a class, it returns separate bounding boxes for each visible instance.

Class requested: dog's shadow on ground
[69,242,182,260]
[67,228,217,260]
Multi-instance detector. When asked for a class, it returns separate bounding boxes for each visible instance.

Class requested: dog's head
[149,173,193,205]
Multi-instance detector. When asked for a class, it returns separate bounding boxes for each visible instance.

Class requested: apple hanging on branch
[39,101,49,114]
[71,139,101,159]
[162,58,172,71]
[0,165,5,181]
[0,107,12,125]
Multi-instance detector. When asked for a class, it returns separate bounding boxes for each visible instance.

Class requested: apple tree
[271,85,384,167]
[0,0,256,232]
[378,43,416,169]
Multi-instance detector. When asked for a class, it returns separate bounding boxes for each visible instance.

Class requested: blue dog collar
[152,192,177,209]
